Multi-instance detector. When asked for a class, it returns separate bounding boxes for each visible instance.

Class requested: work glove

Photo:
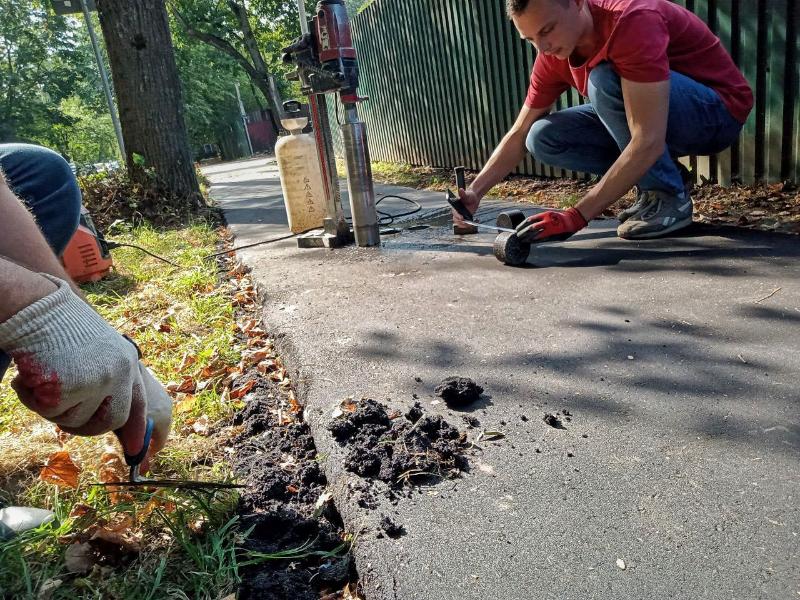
[0,274,172,468]
[515,207,588,243]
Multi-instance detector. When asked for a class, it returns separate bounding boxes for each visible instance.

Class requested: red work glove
[515,207,588,243]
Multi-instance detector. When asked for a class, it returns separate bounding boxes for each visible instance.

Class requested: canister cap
[281,100,310,133]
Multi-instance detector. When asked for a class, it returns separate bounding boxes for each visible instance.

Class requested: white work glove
[0,274,172,466]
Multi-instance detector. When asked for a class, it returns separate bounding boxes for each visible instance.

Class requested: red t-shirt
[524,0,753,123]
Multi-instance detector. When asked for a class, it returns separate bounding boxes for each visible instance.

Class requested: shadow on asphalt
[351,300,799,454]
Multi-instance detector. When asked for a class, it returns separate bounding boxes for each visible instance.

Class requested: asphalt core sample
[434,376,484,407]
[329,399,469,488]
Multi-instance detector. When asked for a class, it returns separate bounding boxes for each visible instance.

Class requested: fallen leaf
[200,364,227,379]
[178,353,197,371]
[175,394,197,414]
[90,526,141,554]
[477,430,506,442]
[288,390,303,413]
[192,415,210,436]
[64,542,94,573]
[286,484,299,494]
[231,379,256,400]
[37,578,62,600]
[40,451,80,488]
[340,397,357,413]
[68,504,95,520]
[187,516,208,535]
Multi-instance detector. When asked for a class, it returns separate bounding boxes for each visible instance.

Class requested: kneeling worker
[454,0,753,242]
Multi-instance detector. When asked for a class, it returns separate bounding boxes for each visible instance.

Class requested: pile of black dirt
[434,376,484,407]
[329,399,469,488]
[233,384,355,600]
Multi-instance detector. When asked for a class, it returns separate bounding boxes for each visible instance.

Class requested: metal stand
[297,94,353,248]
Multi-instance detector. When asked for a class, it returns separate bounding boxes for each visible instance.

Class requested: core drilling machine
[282,0,380,248]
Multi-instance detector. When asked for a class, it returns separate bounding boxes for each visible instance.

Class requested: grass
[0,220,252,599]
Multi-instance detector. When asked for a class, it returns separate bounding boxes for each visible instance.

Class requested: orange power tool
[61,206,113,283]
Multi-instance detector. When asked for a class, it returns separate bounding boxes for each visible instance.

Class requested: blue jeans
[0,144,82,381]
[526,63,743,196]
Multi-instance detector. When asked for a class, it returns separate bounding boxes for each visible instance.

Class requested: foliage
[78,167,212,231]
[0,0,117,161]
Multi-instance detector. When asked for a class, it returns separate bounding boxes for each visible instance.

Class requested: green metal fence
[330,0,799,185]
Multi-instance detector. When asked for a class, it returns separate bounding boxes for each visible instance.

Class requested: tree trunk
[95,0,200,204]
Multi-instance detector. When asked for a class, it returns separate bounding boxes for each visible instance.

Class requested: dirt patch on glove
[329,399,468,488]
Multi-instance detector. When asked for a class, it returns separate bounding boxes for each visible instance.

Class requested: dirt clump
[543,413,565,429]
[462,415,481,428]
[329,399,469,488]
[434,376,484,407]
[378,515,406,539]
[405,402,424,423]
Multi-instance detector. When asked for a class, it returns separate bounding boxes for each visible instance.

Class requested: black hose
[105,241,181,267]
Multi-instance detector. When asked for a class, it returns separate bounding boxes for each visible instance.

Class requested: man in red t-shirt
[454,0,753,241]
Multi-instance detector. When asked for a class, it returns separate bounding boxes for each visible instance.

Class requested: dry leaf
[178,353,197,371]
[64,542,94,573]
[68,504,95,520]
[40,451,80,488]
[288,391,303,413]
[256,359,277,374]
[175,376,196,394]
[231,379,256,400]
[192,415,210,436]
[200,364,227,379]
[286,484,299,494]
[90,527,141,554]
[175,394,197,414]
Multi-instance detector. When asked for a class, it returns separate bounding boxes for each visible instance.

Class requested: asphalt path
[206,157,799,600]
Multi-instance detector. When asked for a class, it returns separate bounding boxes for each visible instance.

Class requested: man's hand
[515,207,588,243]
[451,187,481,227]
[0,274,172,468]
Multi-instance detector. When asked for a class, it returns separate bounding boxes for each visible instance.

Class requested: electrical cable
[202,233,300,260]
[105,241,181,267]
[200,193,424,260]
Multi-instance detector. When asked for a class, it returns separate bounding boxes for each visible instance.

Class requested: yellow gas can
[275,112,326,233]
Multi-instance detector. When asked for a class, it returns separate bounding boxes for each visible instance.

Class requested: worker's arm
[455,104,551,220]
[516,78,671,243]
[575,78,670,220]
[0,257,58,323]
[0,171,82,296]
[0,174,172,470]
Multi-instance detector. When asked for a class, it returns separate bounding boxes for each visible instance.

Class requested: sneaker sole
[618,216,694,240]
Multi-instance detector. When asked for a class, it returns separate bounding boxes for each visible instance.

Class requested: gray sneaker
[617,190,693,239]
[619,163,694,224]
[618,187,649,223]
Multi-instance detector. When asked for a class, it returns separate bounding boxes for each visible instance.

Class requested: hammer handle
[454,166,466,191]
